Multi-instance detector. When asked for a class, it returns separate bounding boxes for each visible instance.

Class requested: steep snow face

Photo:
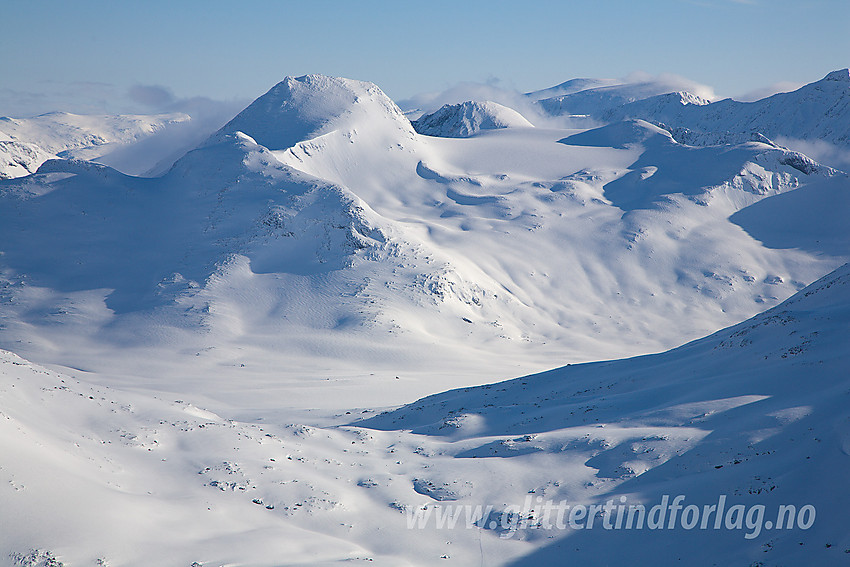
[0,112,190,178]
[611,69,850,149]
[214,74,415,151]
[412,101,534,138]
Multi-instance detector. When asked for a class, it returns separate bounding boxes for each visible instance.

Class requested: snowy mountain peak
[823,68,850,82]
[213,74,413,151]
[412,100,533,138]
[671,91,711,106]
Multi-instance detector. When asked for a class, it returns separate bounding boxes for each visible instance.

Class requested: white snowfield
[0,70,848,565]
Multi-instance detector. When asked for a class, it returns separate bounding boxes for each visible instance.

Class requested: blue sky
[1,0,848,116]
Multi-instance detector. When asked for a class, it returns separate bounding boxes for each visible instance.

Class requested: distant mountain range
[0,111,189,178]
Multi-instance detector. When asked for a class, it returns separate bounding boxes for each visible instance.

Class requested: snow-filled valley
[0,70,848,566]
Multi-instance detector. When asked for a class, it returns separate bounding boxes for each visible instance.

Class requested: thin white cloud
[128,84,177,108]
[735,81,803,102]
[398,71,718,129]
[0,81,125,117]
[774,136,850,173]
[396,79,568,127]
[622,71,718,101]
[99,91,248,175]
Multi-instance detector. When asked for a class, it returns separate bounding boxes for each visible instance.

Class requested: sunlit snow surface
[0,72,848,565]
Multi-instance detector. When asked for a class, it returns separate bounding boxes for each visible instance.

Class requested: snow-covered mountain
[600,69,850,149]
[0,69,849,565]
[0,111,190,178]
[219,75,406,146]
[531,69,850,170]
[536,80,711,119]
[412,101,533,137]
[0,74,846,401]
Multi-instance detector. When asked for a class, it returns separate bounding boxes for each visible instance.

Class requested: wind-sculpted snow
[412,101,533,138]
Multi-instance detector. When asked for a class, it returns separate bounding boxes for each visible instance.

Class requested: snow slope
[1,261,847,566]
[412,101,533,137]
[359,262,850,565]
[0,348,383,566]
[0,68,848,566]
[0,75,846,415]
